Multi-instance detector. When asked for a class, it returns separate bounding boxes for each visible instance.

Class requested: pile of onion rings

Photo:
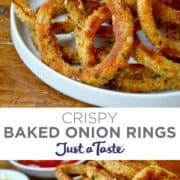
[55,161,179,180]
[13,0,180,92]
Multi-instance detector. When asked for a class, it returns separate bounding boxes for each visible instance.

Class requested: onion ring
[160,23,180,41]
[133,38,180,78]
[137,0,180,58]
[52,0,103,34]
[111,75,180,93]
[75,5,111,67]
[78,0,134,85]
[153,0,180,25]
[133,165,179,180]
[115,64,158,79]
[96,161,157,179]
[86,161,114,180]
[36,0,134,86]
[125,0,180,25]
[61,46,112,65]
[13,0,65,46]
[55,164,86,180]
[125,0,137,8]
[13,0,111,64]
[13,0,37,45]
[161,0,180,10]
[13,0,101,35]
[167,26,180,40]
[55,161,114,180]
[13,0,36,27]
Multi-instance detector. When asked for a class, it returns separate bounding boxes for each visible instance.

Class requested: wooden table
[0,161,56,180]
[0,0,89,107]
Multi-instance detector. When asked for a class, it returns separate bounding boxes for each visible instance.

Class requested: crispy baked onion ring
[75,5,111,67]
[13,0,36,27]
[161,0,180,10]
[125,0,180,25]
[133,38,180,78]
[36,0,134,86]
[86,161,114,180]
[110,74,180,93]
[96,161,157,179]
[137,0,180,58]
[153,1,180,25]
[160,23,180,41]
[132,165,179,180]
[13,0,112,64]
[167,26,180,40]
[56,161,114,180]
[56,161,180,180]
[13,0,105,36]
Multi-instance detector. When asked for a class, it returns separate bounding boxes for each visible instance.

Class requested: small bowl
[0,169,29,180]
[9,161,84,179]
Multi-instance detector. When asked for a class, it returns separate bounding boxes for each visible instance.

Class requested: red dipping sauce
[18,160,79,168]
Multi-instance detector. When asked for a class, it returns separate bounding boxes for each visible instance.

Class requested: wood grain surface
[0,2,90,107]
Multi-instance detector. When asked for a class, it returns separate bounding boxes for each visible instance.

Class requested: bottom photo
[0,160,179,180]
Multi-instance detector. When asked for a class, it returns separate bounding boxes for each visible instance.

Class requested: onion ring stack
[13,0,180,93]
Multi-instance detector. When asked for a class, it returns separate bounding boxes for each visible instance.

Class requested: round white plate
[10,2,180,107]
[0,169,29,180]
[9,161,85,179]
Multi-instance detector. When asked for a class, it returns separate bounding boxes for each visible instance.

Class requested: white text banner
[0,108,179,160]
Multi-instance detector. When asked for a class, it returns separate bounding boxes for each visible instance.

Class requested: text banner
[0,108,179,160]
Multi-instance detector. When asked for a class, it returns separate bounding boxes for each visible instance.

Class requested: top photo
[0,0,180,107]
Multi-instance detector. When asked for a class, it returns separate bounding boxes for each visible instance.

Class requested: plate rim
[9,160,85,172]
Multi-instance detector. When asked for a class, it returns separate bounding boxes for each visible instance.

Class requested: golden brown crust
[157,161,180,177]
[75,5,111,67]
[153,0,180,25]
[133,38,180,78]
[36,0,134,86]
[14,0,180,92]
[137,0,180,58]
[55,161,180,180]
[132,165,179,180]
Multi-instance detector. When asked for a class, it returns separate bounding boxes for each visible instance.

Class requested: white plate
[9,161,85,179]
[10,2,180,107]
[0,169,29,180]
